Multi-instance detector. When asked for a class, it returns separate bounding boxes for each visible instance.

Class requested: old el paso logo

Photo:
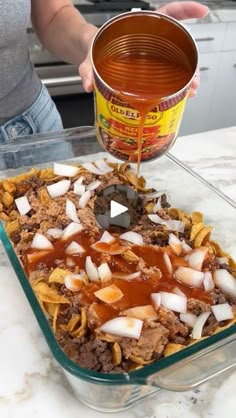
[107,97,162,125]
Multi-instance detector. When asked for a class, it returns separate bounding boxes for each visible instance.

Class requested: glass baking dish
[0,126,236,413]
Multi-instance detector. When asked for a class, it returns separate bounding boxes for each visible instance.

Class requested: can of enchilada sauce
[91,11,198,169]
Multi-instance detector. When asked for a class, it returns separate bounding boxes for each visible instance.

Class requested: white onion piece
[148,214,184,233]
[94,159,113,173]
[94,284,124,304]
[64,274,84,292]
[62,222,83,240]
[211,303,234,322]
[65,241,85,255]
[160,291,187,313]
[66,199,80,223]
[180,312,198,327]
[79,190,92,208]
[112,271,141,280]
[187,247,208,271]
[98,263,112,282]
[85,256,99,282]
[175,266,204,288]
[203,271,215,292]
[15,196,31,216]
[217,257,229,264]
[191,312,211,339]
[120,231,144,246]
[168,233,183,256]
[73,182,86,196]
[86,180,102,191]
[100,317,143,340]
[82,162,103,175]
[54,162,79,177]
[47,228,63,239]
[66,257,76,267]
[47,179,71,198]
[163,252,173,274]
[31,233,53,250]
[151,292,162,308]
[153,199,162,212]
[99,231,115,244]
[213,269,236,298]
[143,190,167,199]
[182,240,192,254]
[123,305,158,321]
[173,287,186,297]
[74,176,84,184]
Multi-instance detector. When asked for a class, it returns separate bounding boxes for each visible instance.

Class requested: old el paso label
[107,98,162,126]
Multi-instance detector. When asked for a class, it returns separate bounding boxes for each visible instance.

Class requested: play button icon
[94,184,144,230]
[110,201,128,218]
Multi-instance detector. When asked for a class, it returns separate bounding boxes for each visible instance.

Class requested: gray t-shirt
[0,0,41,124]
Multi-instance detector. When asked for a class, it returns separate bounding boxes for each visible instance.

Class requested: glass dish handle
[146,335,236,391]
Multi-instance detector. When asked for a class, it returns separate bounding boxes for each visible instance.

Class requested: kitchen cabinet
[179,22,236,136]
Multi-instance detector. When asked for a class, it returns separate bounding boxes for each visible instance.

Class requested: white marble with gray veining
[0,126,235,418]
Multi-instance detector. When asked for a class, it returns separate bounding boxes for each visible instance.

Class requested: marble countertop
[0,126,236,418]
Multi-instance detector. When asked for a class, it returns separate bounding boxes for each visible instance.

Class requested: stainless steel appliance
[28,0,151,128]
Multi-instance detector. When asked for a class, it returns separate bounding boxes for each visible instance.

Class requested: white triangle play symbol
[110,200,128,218]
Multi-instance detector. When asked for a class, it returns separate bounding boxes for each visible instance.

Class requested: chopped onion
[168,233,183,256]
[82,162,104,175]
[163,252,173,274]
[74,176,84,184]
[175,266,204,288]
[85,256,99,282]
[99,231,115,244]
[211,303,234,322]
[120,231,144,246]
[66,199,80,223]
[79,190,92,208]
[180,312,198,327]
[94,159,113,173]
[112,271,141,280]
[191,312,211,339]
[143,190,167,199]
[15,196,31,216]
[100,316,143,340]
[64,274,84,292]
[213,269,236,298]
[66,257,76,267]
[217,257,229,265]
[73,182,86,196]
[123,305,158,320]
[160,291,187,313]
[54,162,79,177]
[151,292,162,308]
[62,222,83,240]
[47,179,71,198]
[173,287,186,297]
[203,271,215,292]
[182,240,192,254]
[98,263,112,282]
[86,180,102,191]
[91,242,126,255]
[47,228,63,239]
[31,233,53,250]
[148,214,184,233]
[153,199,162,212]
[187,247,208,271]
[94,284,124,304]
[65,241,85,255]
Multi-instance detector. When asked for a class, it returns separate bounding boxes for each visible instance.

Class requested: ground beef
[187,298,211,316]
[202,314,219,336]
[157,308,189,342]
[120,321,169,361]
[210,288,227,304]
[160,194,171,208]
[132,216,169,245]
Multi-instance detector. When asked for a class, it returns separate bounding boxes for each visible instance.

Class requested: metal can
[91,11,198,163]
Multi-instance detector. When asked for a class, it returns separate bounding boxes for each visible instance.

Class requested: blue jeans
[0,84,63,144]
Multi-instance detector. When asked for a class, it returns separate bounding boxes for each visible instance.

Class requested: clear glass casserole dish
[0,126,235,413]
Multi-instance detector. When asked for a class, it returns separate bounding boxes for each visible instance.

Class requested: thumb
[157,1,209,20]
[79,53,94,93]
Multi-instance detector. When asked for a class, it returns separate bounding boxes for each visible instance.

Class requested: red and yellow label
[94,83,188,162]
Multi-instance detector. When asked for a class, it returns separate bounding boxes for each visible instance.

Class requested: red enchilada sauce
[25,231,212,326]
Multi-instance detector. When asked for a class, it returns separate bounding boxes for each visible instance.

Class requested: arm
[31,0,97,66]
